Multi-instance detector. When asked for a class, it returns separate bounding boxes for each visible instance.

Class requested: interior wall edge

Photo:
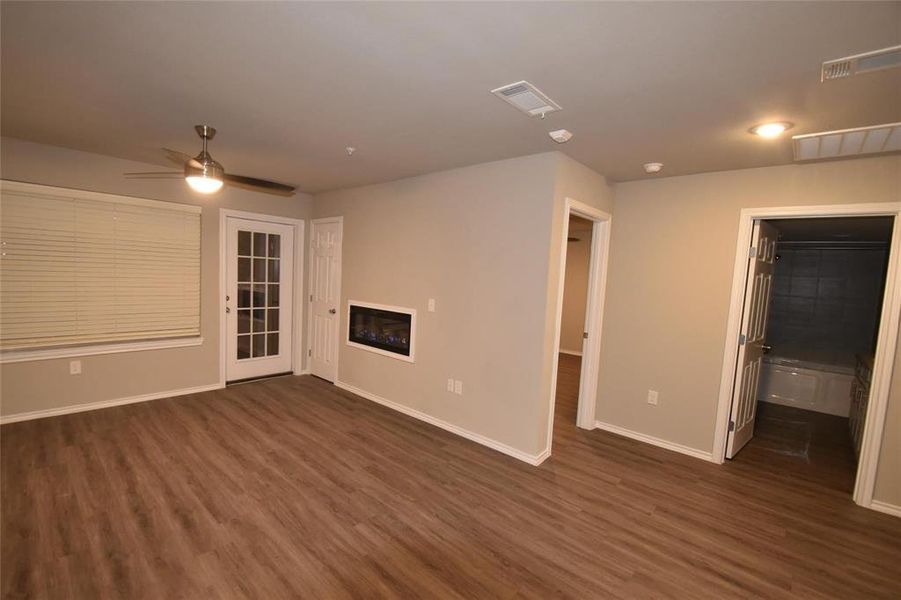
[0,382,224,425]
[594,419,716,463]
[334,380,549,466]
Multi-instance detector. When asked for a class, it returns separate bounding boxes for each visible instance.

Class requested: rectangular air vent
[793,123,901,161]
[821,44,901,81]
[491,80,561,117]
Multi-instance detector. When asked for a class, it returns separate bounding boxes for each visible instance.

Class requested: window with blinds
[0,181,201,351]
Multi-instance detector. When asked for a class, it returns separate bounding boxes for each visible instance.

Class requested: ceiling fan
[124,125,295,196]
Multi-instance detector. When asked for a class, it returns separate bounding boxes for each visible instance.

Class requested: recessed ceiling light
[750,122,794,139]
[643,162,663,174]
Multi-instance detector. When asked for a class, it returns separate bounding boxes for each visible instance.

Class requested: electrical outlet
[454,380,463,395]
[428,298,436,312]
[69,360,82,375]
[647,389,658,405]
[447,378,455,392]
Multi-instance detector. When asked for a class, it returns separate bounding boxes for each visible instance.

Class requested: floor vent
[491,80,561,117]
[821,45,901,81]
[793,123,901,161]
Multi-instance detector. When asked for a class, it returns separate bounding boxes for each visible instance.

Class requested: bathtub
[757,355,854,417]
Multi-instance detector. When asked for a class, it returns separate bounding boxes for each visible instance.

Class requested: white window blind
[0,181,201,351]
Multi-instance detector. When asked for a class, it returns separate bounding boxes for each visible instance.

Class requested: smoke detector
[821,44,901,81]
[643,162,663,174]
[793,123,901,161]
[491,80,561,118]
[548,129,573,144]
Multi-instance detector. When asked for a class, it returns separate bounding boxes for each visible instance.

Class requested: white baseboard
[334,380,548,466]
[594,420,716,463]
[869,500,901,518]
[0,383,223,425]
[559,349,583,357]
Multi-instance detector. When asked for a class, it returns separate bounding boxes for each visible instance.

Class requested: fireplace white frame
[346,300,417,363]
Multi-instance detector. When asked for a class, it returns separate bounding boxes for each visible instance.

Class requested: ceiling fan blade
[162,147,196,167]
[223,173,296,196]
[124,171,184,179]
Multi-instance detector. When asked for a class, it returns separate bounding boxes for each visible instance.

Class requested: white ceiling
[2,2,899,194]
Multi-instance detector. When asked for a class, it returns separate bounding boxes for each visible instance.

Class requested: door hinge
[739,333,746,345]
[308,348,312,357]
[310,294,313,302]
[583,332,589,339]
[749,246,757,259]
[728,420,735,432]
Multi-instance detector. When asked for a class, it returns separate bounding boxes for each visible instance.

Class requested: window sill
[0,336,204,364]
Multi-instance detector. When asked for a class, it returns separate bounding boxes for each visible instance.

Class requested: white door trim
[713,202,901,511]
[307,216,343,383]
[218,209,306,387]
[545,198,613,456]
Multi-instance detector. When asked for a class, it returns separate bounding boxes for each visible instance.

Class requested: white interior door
[309,219,342,382]
[726,220,778,458]
[226,217,294,382]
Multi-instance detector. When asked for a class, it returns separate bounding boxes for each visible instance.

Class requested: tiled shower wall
[768,244,889,362]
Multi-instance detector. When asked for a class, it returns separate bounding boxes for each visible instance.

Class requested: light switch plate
[428,298,436,312]
[70,360,82,375]
[447,378,455,392]
[454,380,463,395]
[647,389,658,405]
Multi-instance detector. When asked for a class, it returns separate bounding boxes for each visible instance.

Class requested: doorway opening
[546,199,612,457]
[715,204,901,510]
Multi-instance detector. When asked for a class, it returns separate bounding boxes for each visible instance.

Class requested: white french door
[726,220,777,458]
[308,218,342,382]
[225,217,294,382]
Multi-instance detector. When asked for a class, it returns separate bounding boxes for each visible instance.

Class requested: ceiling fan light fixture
[185,159,224,194]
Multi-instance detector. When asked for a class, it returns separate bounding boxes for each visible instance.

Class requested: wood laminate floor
[2,353,900,598]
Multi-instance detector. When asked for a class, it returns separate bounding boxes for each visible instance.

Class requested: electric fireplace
[347,301,416,362]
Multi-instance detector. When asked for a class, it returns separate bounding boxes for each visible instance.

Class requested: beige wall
[313,152,613,457]
[560,220,591,353]
[0,138,313,417]
[599,155,901,506]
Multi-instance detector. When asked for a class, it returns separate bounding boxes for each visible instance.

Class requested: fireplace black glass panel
[349,305,412,357]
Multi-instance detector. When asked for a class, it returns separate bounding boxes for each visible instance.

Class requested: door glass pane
[268,259,280,283]
[238,231,252,256]
[238,258,251,282]
[268,234,280,258]
[253,232,266,256]
[238,309,251,334]
[268,284,279,307]
[238,284,251,308]
[252,333,265,357]
[252,284,266,307]
[267,309,279,332]
[267,333,279,356]
[253,259,266,282]
[237,334,250,359]
[253,309,265,332]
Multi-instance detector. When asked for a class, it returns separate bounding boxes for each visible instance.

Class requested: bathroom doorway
[715,205,901,510]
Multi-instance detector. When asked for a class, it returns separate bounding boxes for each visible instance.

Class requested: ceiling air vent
[821,44,901,81]
[792,123,901,161]
[491,80,561,117]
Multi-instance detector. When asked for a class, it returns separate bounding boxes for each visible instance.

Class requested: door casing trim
[714,202,901,512]
[218,209,306,387]
[545,198,613,458]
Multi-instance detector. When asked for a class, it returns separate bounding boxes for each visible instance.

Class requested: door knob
[329,308,337,314]
[226,307,231,314]
[761,344,772,354]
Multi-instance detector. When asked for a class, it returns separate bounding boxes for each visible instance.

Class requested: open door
[726,220,777,458]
